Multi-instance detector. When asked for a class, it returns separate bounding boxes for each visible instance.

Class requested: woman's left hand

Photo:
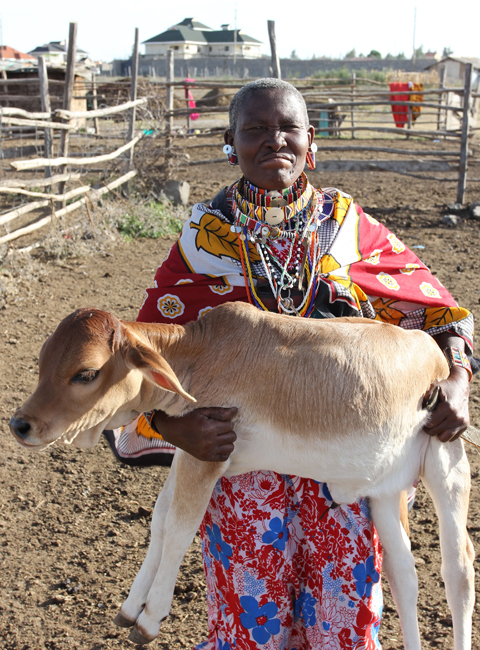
[423,366,470,442]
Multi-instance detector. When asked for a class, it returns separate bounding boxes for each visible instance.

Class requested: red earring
[306,143,317,170]
[223,144,238,166]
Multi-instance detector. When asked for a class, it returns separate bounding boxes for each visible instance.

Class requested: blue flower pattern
[244,571,265,597]
[322,562,342,597]
[262,517,289,551]
[239,595,281,644]
[294,590,317,628]
[352,555,380,598]
[206,523,233,570]
[217,640,231,650]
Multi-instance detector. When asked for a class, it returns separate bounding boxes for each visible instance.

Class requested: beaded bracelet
[443,346,473,382]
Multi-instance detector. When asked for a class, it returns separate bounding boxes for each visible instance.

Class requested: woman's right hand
[152,407,238,462]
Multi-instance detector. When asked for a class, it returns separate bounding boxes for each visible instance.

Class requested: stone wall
[109,56,435,80]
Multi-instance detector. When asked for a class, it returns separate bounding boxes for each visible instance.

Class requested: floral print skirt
[195,472,383,650]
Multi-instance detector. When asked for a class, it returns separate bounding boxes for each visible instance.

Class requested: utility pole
[412,6,417,71]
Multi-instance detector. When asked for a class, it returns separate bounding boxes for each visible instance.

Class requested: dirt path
[1,166,480,649]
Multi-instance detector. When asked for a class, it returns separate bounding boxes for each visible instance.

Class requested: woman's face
[224,89,315,191]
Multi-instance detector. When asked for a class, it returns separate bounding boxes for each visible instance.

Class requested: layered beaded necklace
[228,174,325,316]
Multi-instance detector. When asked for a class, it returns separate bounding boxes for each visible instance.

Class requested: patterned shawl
[138,185,473,352]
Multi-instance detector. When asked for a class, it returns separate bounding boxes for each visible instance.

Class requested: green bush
[115,200,184,240]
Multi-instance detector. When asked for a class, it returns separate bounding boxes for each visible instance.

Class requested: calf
[10,303,475,650]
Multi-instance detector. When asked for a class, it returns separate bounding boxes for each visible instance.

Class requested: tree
[367,49,382,59]
[344,48,356,59]
[397,52,406,59]
[414,44,424,58]
[442,46,453,57]
[290,49,299,60]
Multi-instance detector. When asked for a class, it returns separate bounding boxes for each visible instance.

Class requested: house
[28,40,88,64]
[143,17,262,59]
[424,56,480,131]
[0,46,36,62]
[424,56,480,86]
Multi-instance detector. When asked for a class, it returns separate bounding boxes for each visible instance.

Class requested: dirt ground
[1,151,480,650]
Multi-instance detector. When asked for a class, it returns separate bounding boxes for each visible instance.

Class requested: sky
[1,0,478,63]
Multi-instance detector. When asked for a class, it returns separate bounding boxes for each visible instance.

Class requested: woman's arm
[424,332,470,442]
[151,407,238,462]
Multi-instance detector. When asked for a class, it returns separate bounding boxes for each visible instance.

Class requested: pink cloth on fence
[184,77,200,121]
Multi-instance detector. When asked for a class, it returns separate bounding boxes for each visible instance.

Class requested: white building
[143,17,262,59]
[28,41,88,64]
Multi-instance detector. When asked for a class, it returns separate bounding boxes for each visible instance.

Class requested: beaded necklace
[229,174,325,316]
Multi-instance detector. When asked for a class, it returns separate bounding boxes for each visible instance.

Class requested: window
[225,46,229,51]
[173,46,179,50]
[185,45,189,50]
[209,46,213,52]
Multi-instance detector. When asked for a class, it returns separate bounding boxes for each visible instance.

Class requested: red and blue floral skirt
[195,471,383,650]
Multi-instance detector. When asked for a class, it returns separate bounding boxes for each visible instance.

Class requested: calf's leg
[370,494,422,650]
[129,450,227,645]
[422,437,474,650]
[114,453,178,627]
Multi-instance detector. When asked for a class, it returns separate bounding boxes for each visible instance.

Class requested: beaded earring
[306,142,317,170]
[223,144,238,166]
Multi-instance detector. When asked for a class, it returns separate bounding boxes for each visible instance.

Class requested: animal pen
[0,23,479,253]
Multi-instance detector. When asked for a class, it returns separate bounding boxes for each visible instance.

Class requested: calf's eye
[71,369,99,384]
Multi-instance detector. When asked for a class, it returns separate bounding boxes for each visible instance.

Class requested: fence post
[126,27,139,194]
[58,22,77,204]
[91,71,100,135]
[457,63,472,205]
[165,49,175,179]
[1,70,9,107]
[406,105,412,140]
[37,56,53,179]
[351,73,356,139]
[437,67,445,135]
[267,21,281,79]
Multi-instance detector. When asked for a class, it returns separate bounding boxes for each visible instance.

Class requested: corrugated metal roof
[0,46,36,60]
[206,30,261,44]
[143,27,208,44]
[425,56,480,70]
[176,17,213,31]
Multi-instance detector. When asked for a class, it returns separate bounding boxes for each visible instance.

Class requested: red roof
[0,46,36,61]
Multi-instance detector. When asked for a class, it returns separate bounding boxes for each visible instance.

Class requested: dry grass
[0,192,188,308]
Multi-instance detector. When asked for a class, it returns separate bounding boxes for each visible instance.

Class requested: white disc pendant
[270,197,288,208]
[265,207,284,225]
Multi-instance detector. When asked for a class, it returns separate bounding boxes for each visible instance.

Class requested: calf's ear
[122,337,196,403]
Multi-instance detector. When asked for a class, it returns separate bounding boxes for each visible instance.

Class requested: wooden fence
[0,24,148,249]
[1,23,479,251]
[156,60,478,204]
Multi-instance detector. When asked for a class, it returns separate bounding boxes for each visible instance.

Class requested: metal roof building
[143,17,262,59]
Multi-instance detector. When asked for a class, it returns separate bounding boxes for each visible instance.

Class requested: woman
[107,79,473,649]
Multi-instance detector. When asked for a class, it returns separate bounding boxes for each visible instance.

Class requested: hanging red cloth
[184,78,199,121]
[389,82,409,128]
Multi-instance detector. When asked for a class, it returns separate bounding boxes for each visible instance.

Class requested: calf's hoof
[128,626,156,645]
[113,611,136,628]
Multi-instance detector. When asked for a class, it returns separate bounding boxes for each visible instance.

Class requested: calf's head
[10,308,195,451]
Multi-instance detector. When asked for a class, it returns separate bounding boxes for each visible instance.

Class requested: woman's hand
[152,407,238,462]
[423,366,470,442]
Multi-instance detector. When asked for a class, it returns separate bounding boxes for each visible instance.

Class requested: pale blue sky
[1,0,477,63]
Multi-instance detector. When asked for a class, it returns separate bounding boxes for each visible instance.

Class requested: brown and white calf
[9,302,475,649]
